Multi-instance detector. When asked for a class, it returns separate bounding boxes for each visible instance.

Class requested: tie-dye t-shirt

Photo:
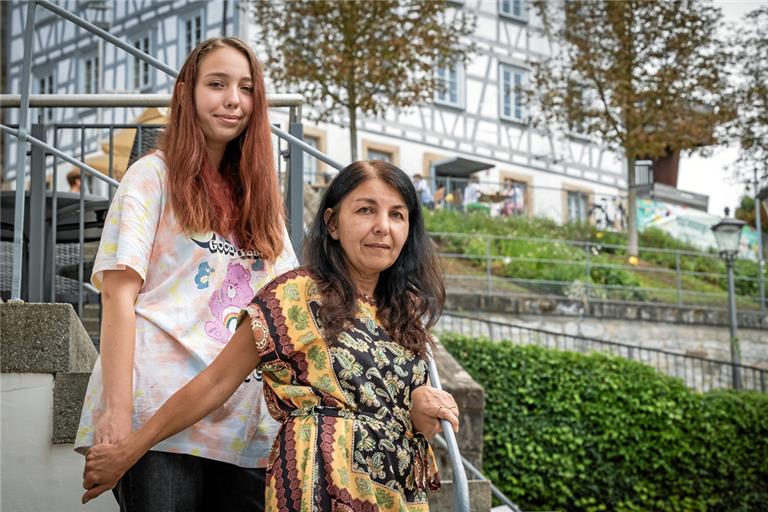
[74,152,298,467]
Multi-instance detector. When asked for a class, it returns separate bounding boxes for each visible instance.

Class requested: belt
[286,404,440,492]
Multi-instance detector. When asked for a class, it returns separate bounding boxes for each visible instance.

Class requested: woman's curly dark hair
[303,160,445,356]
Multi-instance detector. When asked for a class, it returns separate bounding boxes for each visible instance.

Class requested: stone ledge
[1,303,97,373]
[52,372,91,444]
[446,293,767,330]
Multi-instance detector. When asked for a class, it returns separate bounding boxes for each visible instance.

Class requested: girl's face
[194,46,254,150]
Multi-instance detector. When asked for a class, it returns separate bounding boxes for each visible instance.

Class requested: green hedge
[441,333,768,511]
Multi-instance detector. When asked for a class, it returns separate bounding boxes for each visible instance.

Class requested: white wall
[1,373,117,512]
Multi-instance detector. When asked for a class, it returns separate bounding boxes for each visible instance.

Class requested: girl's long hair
[160,37,283,261]
[304,161,445,356]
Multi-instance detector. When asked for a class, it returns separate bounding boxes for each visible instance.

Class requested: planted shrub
[442,333,768,512]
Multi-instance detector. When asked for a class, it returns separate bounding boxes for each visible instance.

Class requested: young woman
[81,161,460,511]
[74,37,299,511]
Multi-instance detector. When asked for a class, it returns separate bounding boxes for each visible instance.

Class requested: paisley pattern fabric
[239,268,440,512]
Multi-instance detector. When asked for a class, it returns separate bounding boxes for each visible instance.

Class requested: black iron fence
[435,311,767,393]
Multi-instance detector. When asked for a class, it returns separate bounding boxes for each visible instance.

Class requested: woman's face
[325,178,410,289]
[194,46,254,149]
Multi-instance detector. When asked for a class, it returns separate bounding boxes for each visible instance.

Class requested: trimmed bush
[441,333,768,512]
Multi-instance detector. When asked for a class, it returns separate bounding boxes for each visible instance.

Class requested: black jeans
[112,451,266,512]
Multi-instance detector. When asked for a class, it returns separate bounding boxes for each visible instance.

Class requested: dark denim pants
[112,451,265,512]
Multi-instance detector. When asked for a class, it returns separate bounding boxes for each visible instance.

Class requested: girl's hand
[81,439,139,503]
[411,385,459,440]
[93,408,132,446]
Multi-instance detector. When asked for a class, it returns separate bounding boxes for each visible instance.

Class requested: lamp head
[711,213,746,259]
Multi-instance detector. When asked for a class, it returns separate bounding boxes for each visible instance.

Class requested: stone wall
[446,293,768,369]
[447,293,767,330]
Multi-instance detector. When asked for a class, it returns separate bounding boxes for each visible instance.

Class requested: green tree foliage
[248,0,474,160]
[442,334,768,511]
[531,0,734,258]
[729,6,768,188]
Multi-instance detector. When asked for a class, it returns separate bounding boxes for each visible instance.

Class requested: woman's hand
[81,439,139,503]
[411,385,459,440]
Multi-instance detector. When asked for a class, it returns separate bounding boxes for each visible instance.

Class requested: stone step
[428,479,492,512]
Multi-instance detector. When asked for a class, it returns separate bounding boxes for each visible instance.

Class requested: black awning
[432,157,494,178]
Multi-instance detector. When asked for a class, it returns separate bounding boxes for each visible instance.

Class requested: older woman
[82,161,458,511]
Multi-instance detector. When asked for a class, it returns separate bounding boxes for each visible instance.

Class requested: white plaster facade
[1,373,117,512]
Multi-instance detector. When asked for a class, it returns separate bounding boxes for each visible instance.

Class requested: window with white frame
[435,62,463,108]
[183,12,204,57]
[82,52,100,94]
[500,65,527,122]
[302,136,319,183]
[367,148,393,162]
[132,33,152,90]
[567,191,589,222]
[36,72,55,122]
[567,81,590,135]
[499,0,527,21]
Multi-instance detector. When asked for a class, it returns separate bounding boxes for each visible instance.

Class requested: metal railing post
[28,123,48,302]
[486,236,492,294]
[10,0,37,302]
[287,120,304,257]
[675,251,682,306]
[753,167,766,314]
[584,244,591,301]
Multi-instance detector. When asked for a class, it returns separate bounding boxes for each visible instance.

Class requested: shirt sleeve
[90,156,164,290]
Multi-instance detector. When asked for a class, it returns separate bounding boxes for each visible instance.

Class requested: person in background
[413,173,435,210]
[463,175,480,211]
[82,161,460,511]
[67,168,82,193]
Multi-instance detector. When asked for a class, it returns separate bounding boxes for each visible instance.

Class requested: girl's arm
[95,269,143,445]
[81,321,263,503]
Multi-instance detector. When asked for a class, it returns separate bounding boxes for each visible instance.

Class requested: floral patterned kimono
[238,268,440,512]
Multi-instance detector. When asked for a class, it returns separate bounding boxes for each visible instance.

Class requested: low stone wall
[446,293,768,369]
[446,293,767,330]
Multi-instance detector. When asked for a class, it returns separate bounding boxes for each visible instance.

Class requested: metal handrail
[0,124,119,188]
[426,352,471,512]
[0,93,304,108]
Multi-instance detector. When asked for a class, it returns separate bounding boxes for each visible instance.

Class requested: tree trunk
[626,154,638,258]
[349,106,358,162]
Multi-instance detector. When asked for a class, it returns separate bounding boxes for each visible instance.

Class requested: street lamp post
[711,210,746,390]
